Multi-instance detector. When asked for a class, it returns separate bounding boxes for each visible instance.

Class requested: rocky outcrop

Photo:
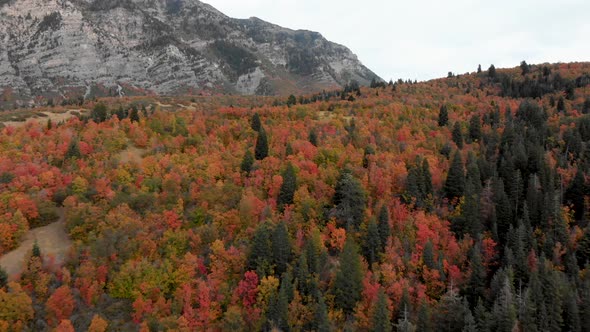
[0,0,381,107]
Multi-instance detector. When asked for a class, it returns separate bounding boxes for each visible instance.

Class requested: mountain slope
[0,0,381,107]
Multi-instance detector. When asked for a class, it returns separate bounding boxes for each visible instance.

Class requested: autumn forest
[1,62,590,331]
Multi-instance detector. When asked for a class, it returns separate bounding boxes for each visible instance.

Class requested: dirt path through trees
[0,209,71,280]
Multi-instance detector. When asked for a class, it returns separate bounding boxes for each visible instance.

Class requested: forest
[0,62,590,331]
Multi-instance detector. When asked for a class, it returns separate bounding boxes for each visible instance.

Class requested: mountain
[0,0,381,107]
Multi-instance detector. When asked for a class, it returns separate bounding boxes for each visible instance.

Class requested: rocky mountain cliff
[0,0,381,107]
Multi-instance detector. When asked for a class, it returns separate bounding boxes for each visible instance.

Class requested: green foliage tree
[452,122,464,149]
[488,65,496,79]
[91,103,108,123]
[271,221,291,276]
[240,150,254,175]
[278,163,297,211]
[362,145,375,168]
[444,151,465,201]
[469,114,482,142]
[362,218,381,267]
[377,205,390,251]
[65,139,81,160]
[331,237,363,315]
[247,222,273,277]
[309,129,318,147]
[332,170,366,231]
[438,104,449,127]
[373,289,392,332]
[255,127,269,160]
[251,113,261,132]
[129,107,140,122]
[0,266,7,288]
[287,94,297,107]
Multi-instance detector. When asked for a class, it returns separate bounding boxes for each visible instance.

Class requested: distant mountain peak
[0,0,381,107]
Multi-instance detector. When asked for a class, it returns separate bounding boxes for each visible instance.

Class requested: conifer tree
[255,127,269,160]
[251,112,261,132]
[272,221,291,276]
[247,222,273,277]
[438,104,449,127]
[331,237,363,315]
[377,205,390,251]
[240,150,254,174]
[332,170,366,231]
[469,114,482,142]
[278,163,297,211]
[452,122,464,149]
[362,218,381,267]
[314,292,331,332]
[362,145,375,168]
[444,151,465,201]
[309,129,318,147]
[373,289,392,332]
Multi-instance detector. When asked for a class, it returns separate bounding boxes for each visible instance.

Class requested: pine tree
[268,276,290,331]
[255,127,269,160]
[488,65,496,79]
[314,292,331,332]
[309,129,318,147]
[452,122,464,149]
[362,218,381,267]
[438,104,449,127]
[469,114,482,142]
[272,221,292,276]
[240,150,254,174]
[0,266,7,288]
[477,64,482,74]
[565,168,586,221]
[251,113,262,132]
[491,277,517,332]
[32,241,41,257]
[331,237,363,315]
[91,103,108,123]
[278,163,297,211]
[444,151,465,201]
[377,205,390,251]
[247,222,273,277]
[362,145,375,168]
[65,140,81,160]
[332,170,367,231]
[417,300,433,332]
[463,307,477,332]
[464,244,486,307]
[373,289,392,332]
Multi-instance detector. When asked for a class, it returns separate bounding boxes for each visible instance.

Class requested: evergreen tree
[255,127,269,160]
[268,276,290,331]
[332,170,367,231]
[129,107,140,122]
[452,122,464,149]
[491,277,517,332]
[32,241,41,258]
[278,163,297,211]
[377,205,390,251]
[331,237,363,315]
[240,150,254,174]
[309,129,318,147]
[444,151,466,201]
[362,145,375,168]
[0,266,7,288]
[65,139,81,160]
[417,300,433,332]
[565,168,586,221]
[435,288,468,332]
[423,240,436,269]
[477,64,482,74]
[247,222,273,277]
[469,114,482,142]
[272,221,292,276]
[372,289,392,332]
[314,292,331,332]
[438,104,449,127]
[287,94,297,107]
[464,244,486,307]
[285,142,293,156]
[463,308,477,332]
[362,218,381,267]
[91,103,108,123]
[251,113,262,132]
[488,65,496,79]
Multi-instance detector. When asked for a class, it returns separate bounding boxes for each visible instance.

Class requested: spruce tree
[278,163,297,211]
[272,221,292,276]
[309,129,318,147]
[491,278,516,332]
[438,104,449,127]
[314,292,331,332]
[240,150,254,174]
[91,103,108,123]
[65,139,81,160]
[251,112,261,132]
[247,222,273,277]
[469,114,482,142]
[362,145,375,168]
[452,122,464,149]
[444,151,465,201]
[417,300,433,332]
[332,170,367,231]
[363,218,381,267]
[254,127,269,160]
[372,289,392,332]
[331,237,363,315]
[377,205,390,251]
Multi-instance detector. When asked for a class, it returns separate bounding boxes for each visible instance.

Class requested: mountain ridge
[0,0,381,108]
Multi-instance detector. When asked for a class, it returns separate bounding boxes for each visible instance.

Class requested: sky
[204,0,590,82]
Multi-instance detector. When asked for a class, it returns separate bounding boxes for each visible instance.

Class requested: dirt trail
[2,110,87,128]
[0,209,71,280]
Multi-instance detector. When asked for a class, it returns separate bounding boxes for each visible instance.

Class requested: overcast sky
[204,0,590,81]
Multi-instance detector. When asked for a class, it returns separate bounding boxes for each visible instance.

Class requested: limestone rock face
[0,0,381,107]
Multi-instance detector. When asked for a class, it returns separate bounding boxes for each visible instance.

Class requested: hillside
[0,0,380,109]
[0,62,589,330]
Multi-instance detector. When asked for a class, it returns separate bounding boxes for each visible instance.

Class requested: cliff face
[0,0,381,107]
